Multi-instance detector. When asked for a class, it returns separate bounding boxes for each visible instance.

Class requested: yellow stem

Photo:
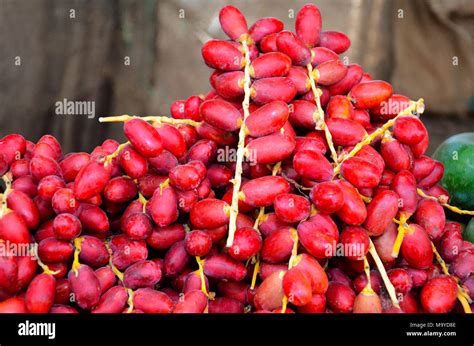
[363,256,372,291]
[333,99,424,177]
[31,243,60,276]
[125,289,135,313]
[226,38,252,248]
[281,228,299,313]
[391,214,412,258]
[368,239,400,309]
[104,240,124,282]
[138,193,148,213]
[104,142,129,166]
[71,237,84,276]
[417,189,474,216]
[306,63,338,163]
[0,172,13,218]
[195,256,209,297]
[99,114,201,127]
[250,254,260,290]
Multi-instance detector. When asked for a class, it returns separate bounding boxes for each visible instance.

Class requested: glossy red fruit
[364,190,399,236]
[185,230,212,257]
[122,213,153,240]
[319,31,350,54]
[74,161,111,201]
[261,228,293,263]
[315,60,347,86]
[202,40,243,71]
[288,100,316,129]
[415,199,446,241]
[68,264,101,310]
[123,260,161,289]
[282,267,312,306]
[169,164,202,191]
[254,270,285,311]
[326,118,366,147]
[219,5,248,41]
[353,290,382,313]
[0,134,26,164]
[240,176,291,207]
[78,236,109,268]
[245,101,289,138]
[388,268,413,295]
[400,224,434,270]
[29,155,61,182]
[200,99,242,132]
[298,214,339,259]
[250,52,292,79]
[147,184,179,227]
[417,161,444,189]
[296,4,322,47]
[391,170,418,215]
[53,213,81,241]
[310,182,344,213]
[439,222,463,263]
[170,99,186,119]
[112,238,148,271]
[274,193,310,223]
[104,176,137,203]
[154,124,187,158]
[38,238,74,263]
[203,254,247,281]
[173,290,208,313]
[451,251,474,280]
[78,204,109,234]
[393,116,426,145]
[25,273,56,313]
[123,118,163,157]
[133,288,173,313]
[190,198,229,229]
[293,150,333,182]
[187,139,217,165]
[327,64,363,96]
[51,187,79,214]
[249,18,283,43]
[246,133,295,165]
[184,95,203,121]
[371,94,411,121]
[326,282,355,313]
[260,33,278,53]
[420,276,457,313]
[311,47,339,66]
[286,66,310,94]
[349,81,393,109]
[276,31,311,66]
[37,175,66,202]
[147,224,186,250]
[340,227,370,260]
[326,95,354,119]
[336,181,367,226]
[298,294,326,313]
[228,227,262,261]
[6,189,40,229]
[250,77,297,105]
[92,286,128,314]
[380,138,413,172]
[294,254,328,294]
[10,159,29,178]
[410,131,429,158]
[341,157,382,189]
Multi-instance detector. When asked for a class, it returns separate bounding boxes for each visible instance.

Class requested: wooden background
[0,0,473,153]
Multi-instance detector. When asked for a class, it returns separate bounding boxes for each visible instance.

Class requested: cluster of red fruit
[0,4,472,314]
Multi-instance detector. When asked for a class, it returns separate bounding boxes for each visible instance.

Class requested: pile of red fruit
[0,4,473,314]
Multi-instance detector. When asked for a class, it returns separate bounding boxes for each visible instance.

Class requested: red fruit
[294,253,329,294]
[52,187,79,214]
[240,176,291,207]
[68,264,101,310]
[371,94,411,121]
[400,224,434,270]
[147,224,186,250]
[341,157,382,189]
[364,190,399,236]
[206,164,232,188]
[228,227,262,261]
[53,213,81,240]
[254,270,285,311]
[187,139,217,165]
[283,267,312,306]
[184,96,203,121]
[326,282,355,313]
[410,131,429,158]
[287,66,310,94]
[25,274,56,313]
[326,118,366,147]
[133,288,173,313]
[154,124,187,158]
[122,213,153,240]
[420,276,457,313]
[288,100,316,129]
[120,145,148,179]
[164,240,190,278]
[201,40,243,71]
[439,222,463,263]
[74,161,111,201]
[274,193,310,223]
[298,294,326,313]
[249,18,284,43]
[276,31,311,66]
[200,99,242,132]
[245,101,289,138]
[415,199,446,241]
[29,155,61,182]
[112,239,148,271]
[37,175,66,202]
[78,204,110,234]
[250,77,297,105]
[336,181,367,226]
[352,109,371,128]
[250,52,292,79]
[393,116,426,145]
[340,227,370,261]
[208,297,244,313]
[0,134,26,164]
[10,159,29,178]
[170,99,186,119]
[296,4,322,47]
[104,176,137,203]
[214,71,244,99]
[417,161,444,189]
[353,290,382,313]
[59,152,90,182]
[123,260,162,290]
[260,33,278,53]
[311,47,339,66]
[261,228,294,263]
[349,80,393,109]
[246,133,295,165]
[380,138,413,172]
[327,64,363,96]
[298,214,339,259]
[78,236,109,268]
[219,5,248,41]
[190,198,229,229]
[203,254,247,281]
[293,150,333,182]
[326,95,354,119]
[169,164,202,191]
[353,271,382,294]
[310,182,344,213]
[319,31,351,54]
[147,184,179,227]
[124,118,163,157]
[38,238,74,263]
[6,189,40,229]
[315,60,347,86]
[173,290,208,313]
[388,268,413,295]
[92,286,128,314]
[391,170,418,215]
[185,230,212,257]
[451,251,474,280]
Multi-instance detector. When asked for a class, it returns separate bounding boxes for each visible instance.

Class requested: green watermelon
[432,133,474,210]
[464,218,474,243]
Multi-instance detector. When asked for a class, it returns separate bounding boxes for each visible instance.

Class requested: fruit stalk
[99,115,201,127]
[417,189,474,216]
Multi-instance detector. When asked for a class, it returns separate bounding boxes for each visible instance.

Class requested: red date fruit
[124,118,162,157]
[260,33,278,53]
[74,161,111,201]
[296,4,322,47]
[400,224,434,270]
[92,286,128,314]
[393,116,426,145]
[327,64,363,96]
[133,288,173,313]
[254,270,285,311]
[185,230,212,257]
[154,124,187,158]
[203,254,247,281]
[219,5,248,41]
[123,260,162,289]
[310,182,344,213]
[315,60,347,86]
[349,80,393,109]
[53,213,81,241]
[250,77,297,105]
[364,190,399,236]
[326,282,355,313]
[276,31,311,66]
[391,170,418,215]
[319,31,351,54]
[249,18,283,43]
[240,176,290,207]
[79,236,109,268]
[336,181,367,226]
[246,133,295,165]
[250,52,292,79]
[298,214,338,259]
[228,227,262,261]
[293,150,333,182]
[147,184,179,227]
[200,99,242,132]
[38,238,74,263]
[283,267,312,306]
[415,199,446,241]
[25,273,56,313]
[245,101,289,137]
[173,290,208,313]
[353,290,382,313]
[68,264,101,310]
[420,276,457,313]
[147,224,186,250]
[202,40,243,71]
[326,118,366,147]
[274,193,310,223]
[341,157,382,189]
[78,204,110,234]
[340,227,370,260]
